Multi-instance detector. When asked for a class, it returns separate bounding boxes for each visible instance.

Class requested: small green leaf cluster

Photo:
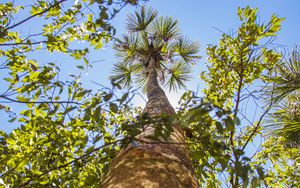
[201,6,283,109]
[177,92,233,187]
[254,137,300,187]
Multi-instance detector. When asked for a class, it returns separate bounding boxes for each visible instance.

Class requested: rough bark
[100,58,198,188]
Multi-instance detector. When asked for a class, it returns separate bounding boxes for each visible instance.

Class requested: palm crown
[110,6,200,91]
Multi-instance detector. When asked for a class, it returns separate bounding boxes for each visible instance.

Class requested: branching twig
[0,95,82,105]
[4,0,67,32]
[241,90,275,151]
[16,138,126,188]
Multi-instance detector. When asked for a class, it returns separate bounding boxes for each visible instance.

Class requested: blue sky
[1,0,300,132]
[93,0,300,106]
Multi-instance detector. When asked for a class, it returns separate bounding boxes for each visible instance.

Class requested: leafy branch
[0,95,82,105]
[4,0,67,32]
[16,138,126,188]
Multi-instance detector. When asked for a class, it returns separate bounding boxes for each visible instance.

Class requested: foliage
[0,2,299,188]
[110,6,200,91]
[201,6,283,110]
[266,47,300,147]
[255,137,300,187]
[176,6,299,188]
[0,0,146,187]
[267,47,300,102]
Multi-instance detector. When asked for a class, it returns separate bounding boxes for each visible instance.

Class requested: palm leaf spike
[135,69,149,92]
[149,16,180,42]
[175,36,201,64]
[110,61,135,88]
[165,61,192,91]
[272,46,300,102]
[126,6,157,32]
[114,34,141,62]
[267,94,300,147]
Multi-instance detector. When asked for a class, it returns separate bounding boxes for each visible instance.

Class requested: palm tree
[267,47,300,147]
[101,6,200,187]
[271,47,300,102]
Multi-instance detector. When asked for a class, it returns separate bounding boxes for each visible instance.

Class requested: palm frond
[135,69,148,93]
[175,36,201,64]
[110,61,140,88]
[266,94,300,147]
[126,6,157,33]
[164,61,192,91]
[272,46,300,102]
[114,34,145,64]
[264,47,300,147]
[266,122,300,148]
[149,16,180,42]
[139,31,155,54]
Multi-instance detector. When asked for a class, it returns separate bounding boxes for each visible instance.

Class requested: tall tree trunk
[100,57,198,188]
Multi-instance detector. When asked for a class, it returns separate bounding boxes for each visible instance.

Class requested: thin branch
[16,138,126,188]
[0,40,48,46]
[241,102,273,151]
[4,0,67,32]
[0,95,82,105]
[24,32,44,40]
[83,1,96,15]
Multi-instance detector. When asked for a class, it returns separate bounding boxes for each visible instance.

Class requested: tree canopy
[0,1,299,188]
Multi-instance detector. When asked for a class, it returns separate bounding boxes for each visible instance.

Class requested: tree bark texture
[100,58,198,188]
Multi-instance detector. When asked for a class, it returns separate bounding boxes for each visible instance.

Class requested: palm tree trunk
[143,57,175,116]
[100,57,198,188]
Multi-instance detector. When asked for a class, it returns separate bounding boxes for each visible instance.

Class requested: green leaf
[234,149,245,156]
[93,135,102,144]
[75,89,91,99]
[83,57,89,65]
[190,150,202,160]
[224,116,234,130]
[100,10,108,20]
[8,117,17,123]
[215,121,223,134]
[76,65,85,70]
[87,13,93,22]
[103,93,113,101]
[234,116,241,126]
[216,111,223,118]
[6,137,16,145]
[17,159,30,170]
[256,166,264,179]
[119,93,129,104]
[250,177,260,188]
[64,106,77,114]
[109,103,118,113]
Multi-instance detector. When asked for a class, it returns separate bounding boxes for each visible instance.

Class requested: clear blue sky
[1,0,300,132]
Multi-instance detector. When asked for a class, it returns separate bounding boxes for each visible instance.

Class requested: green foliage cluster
[176,6,299,187]
[201,7,283,110]
[0,0,147,187]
